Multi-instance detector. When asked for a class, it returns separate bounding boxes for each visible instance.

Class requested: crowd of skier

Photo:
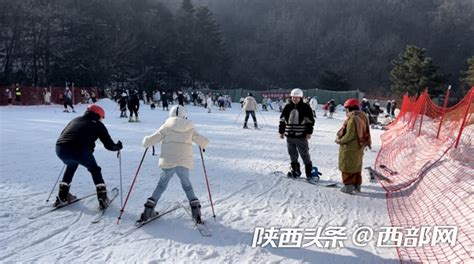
[5,86,397,224]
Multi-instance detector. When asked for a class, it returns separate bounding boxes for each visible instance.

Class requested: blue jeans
[244,111,257,122]
[151,166,198,202]
[56,145,104,185]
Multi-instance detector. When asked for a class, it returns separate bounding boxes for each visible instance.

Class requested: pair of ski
[274,171,339,188]
[29,188,119,224]
[365,167,393,183]
[29,189,210,236]
[134,203,211,237]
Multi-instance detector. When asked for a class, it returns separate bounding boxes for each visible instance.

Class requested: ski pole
[233,109,243,125]
[199,147,216,221]
[112,102,119,113]
[46,164,66,204]
[117,150,123,208]
[256,107,269,126]
[117,147,148,224]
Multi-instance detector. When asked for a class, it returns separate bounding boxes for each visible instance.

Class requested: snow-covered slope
[0,99,397,263]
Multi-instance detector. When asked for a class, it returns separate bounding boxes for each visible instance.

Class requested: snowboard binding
[308,166,321,183]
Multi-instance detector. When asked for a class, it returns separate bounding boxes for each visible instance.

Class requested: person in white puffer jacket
[309,96,318,118]
[242,93,258,129]
[139,105,209,223]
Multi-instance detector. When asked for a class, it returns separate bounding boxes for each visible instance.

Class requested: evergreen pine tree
[390,45,445,97]
[176,0,197,87]
[194,6,228,87]
[318,70,350,91]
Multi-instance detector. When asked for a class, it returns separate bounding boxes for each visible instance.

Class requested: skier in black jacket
[118,93,128,118]
[279,88,315,181]
[55,104,122,209]
[127,91,140,122]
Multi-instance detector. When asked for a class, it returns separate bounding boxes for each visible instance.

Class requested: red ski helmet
[87,104,105,119]
[344,98,360,108]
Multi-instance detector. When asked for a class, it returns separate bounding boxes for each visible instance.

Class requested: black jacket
[279,101,315,138]
[56,112,120,151]
[127,94,140,110]
[118,97,128,109]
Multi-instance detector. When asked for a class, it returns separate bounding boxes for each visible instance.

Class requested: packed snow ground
[0,99,398,263]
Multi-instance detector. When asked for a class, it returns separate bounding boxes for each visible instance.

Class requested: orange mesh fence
[375,87,473,263]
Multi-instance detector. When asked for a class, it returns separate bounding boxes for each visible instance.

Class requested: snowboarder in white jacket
[140,105,209,223]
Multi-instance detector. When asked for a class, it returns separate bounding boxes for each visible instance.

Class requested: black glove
[116,140,123,151]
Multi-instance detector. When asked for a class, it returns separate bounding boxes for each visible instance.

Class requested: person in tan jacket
[140,105,209,223]
[336,98,371,194]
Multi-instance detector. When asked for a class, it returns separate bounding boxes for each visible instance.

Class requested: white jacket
[309,98,318,110]
[242,96,257,111]
[142,117,209,169]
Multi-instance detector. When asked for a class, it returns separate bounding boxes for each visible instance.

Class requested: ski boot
[140,198,158,221]
[96,183,109,210]
[63,109,69,113]
[190,199,202,224]
[243,122,248,129]
[128,116,134,122]
[287,162,302,178]
[340,184,355,194]
[254,123,258,129]
[354,185,361,193]
[53,182,77,207]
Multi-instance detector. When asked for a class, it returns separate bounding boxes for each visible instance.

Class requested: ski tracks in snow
[0,211,84,261]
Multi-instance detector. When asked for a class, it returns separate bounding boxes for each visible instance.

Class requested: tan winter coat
[337,110,371,173]
[242,96,257,111]
[142,117,209,169]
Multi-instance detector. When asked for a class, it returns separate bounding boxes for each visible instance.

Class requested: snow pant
[244,111,257,123]
[128,106,138,117]
[64,99,74,110]
[120,106,127,117]
[150,166,197,202]
[286,137,312,166]
[56,145,105,185]
[341,171,362,186]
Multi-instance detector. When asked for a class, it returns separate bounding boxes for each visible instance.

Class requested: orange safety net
[374,87,473,263]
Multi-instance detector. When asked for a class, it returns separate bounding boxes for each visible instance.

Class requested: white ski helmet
[169,105,187,118]
[290,88,303,97]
